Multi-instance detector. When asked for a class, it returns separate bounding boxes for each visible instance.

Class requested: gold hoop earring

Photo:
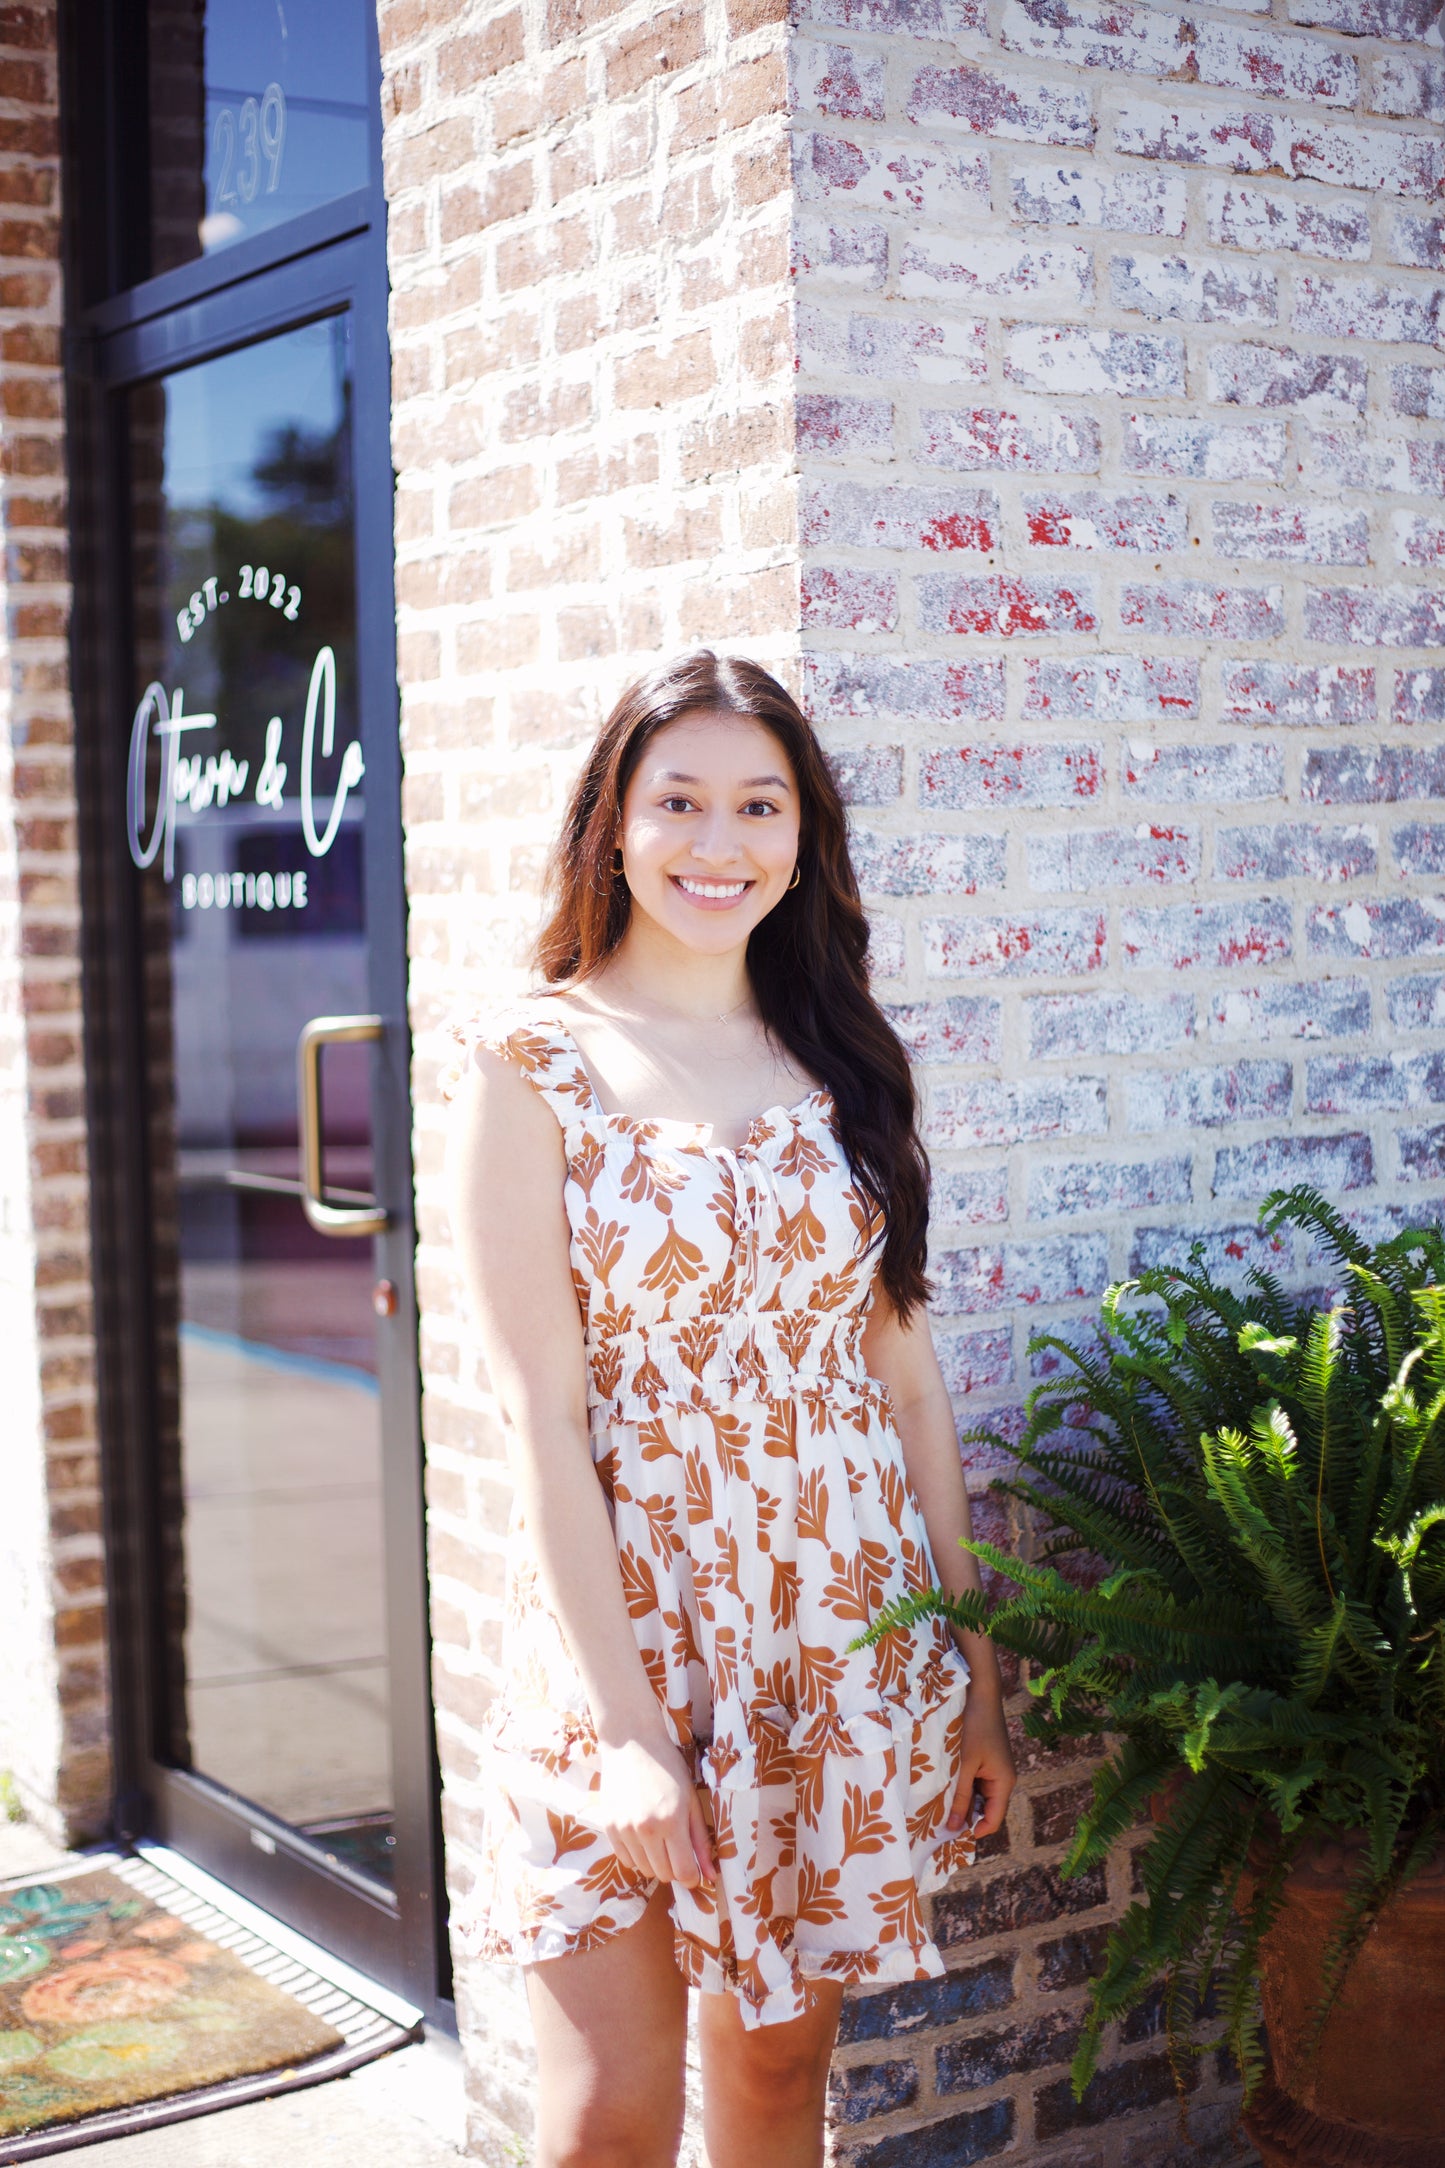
[613,845,625,874]
[788,865,801,891]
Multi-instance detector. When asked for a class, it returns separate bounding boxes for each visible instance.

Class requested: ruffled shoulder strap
[438,997,601,1128]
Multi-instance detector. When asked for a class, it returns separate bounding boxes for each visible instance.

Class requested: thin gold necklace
[607,978,753,1029]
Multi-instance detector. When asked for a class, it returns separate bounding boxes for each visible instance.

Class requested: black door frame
[60,1,449,2022]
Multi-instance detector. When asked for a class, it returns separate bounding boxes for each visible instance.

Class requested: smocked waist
[586,1307,872,1421]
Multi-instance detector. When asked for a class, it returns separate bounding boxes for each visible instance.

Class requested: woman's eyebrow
[654,770,792,789]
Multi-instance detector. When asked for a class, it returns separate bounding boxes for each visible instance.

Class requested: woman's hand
[946,1688,1016,1840]
[595,1734,717,1890]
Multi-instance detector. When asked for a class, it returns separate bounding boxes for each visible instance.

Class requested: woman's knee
[538,2080,684,2168]
[725,2026,834,2115]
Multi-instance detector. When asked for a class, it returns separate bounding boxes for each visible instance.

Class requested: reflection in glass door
[125,314,395,1887]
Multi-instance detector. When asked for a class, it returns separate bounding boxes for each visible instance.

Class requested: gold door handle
[297,1014,389,1237]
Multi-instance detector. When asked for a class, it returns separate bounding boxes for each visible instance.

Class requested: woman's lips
[669,874,756,911]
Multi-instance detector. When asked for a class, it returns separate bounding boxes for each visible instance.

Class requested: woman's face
[617,710,802,955]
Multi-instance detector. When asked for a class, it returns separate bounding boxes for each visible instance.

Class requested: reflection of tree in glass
[165,380,358,787]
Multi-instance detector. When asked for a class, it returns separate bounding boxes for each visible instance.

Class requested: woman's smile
[669,874,754,907]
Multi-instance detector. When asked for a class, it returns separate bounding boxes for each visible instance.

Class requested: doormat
[0,1854,419,2160]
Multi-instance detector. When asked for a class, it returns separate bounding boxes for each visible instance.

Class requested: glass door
[68,0,442,2016]
[129,315,395,1866]
[77,245,440,2011]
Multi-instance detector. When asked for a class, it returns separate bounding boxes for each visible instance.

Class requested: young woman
[445,651,1015,2168]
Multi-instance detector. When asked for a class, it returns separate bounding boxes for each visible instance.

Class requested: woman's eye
[743,799,779,817]
[660,796,695,814]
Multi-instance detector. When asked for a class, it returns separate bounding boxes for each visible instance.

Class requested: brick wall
[0,0,107,1842]
[796,0,1442,2158]
[381,0,1444,2158]
[376,0,798,2148]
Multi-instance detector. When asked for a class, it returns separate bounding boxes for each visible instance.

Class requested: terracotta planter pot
[1241,1835,1445,2167]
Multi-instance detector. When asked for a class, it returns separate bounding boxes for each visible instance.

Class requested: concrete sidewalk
[0,1824,474,2167]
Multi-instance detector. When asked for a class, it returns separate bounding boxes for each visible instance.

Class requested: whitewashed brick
[1010,163,1187,236]
[1206,183,1372,262]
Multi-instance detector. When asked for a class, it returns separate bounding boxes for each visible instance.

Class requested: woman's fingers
[687,1789,717,1885]
[945,1762,978,1835]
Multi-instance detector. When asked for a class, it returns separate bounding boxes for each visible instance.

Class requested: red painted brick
[1123,410,1286,480]
[932,1240,1111,1317]
[1397,1123,1445,1184]
[1132,1221,1292,1277]
[798,306,989,385]
[1192,22,1358,105]
[935,1326,1015,1395]
[802,479,998,554]
[1222,660,1376,727]
[1207,340,1366,415]
[1127,1059,1293,1131]
[793,39,885,122]
[850,826,1006,895]
[1302,428,1445,495]
[1370,52,1445,122]
[808,652,1007,723]
[919,404,1100,474]
[1289,0,1440,39]
[1210,977,1371,1043]
[1120,580,1284,638]
[793,216,888,290]
[1305,1050,1445,1115]
[1123,741,1284,802]
[794,132,990,220]
[919,574,1098,638]
[1029,823,1200,891]
[1010,163,1186,235]
[796,392,892,455]
[801,566,899,632]
[1395,670,1445,726]
[1216,820,1376,883]
[1294,272,1444,346]
[1212,499,1369,566]
[1390,213,1445,272]
[1005,323,1186,398]
[1028,1153,1193,1220]
[1388,975,1445,1031]
[1023,655,1199,722]
[900,235,1093,308]
[1026,990,1196,1059]
[1309,897,1445,962]
[1303,586,1445,647]
[922,742,1101,808]
[1000,0,1191,75]
[1303,746,1445,802]
[926,1075,1107,1150]
[1122,902,1293,972]
[907,62,1094,147]
[1113,98,1445,199]
[1207,182,1372,261]
[1390,365,1445,420]
[1395,514,1445,569]
[1393,822,1445,876]
[1110,251,1277,325]
[828,745,903,806]
[1023,490,1186,552]
[883,996,1002,1065]
[924,909,1108,979]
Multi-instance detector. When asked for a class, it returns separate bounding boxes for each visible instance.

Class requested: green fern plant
[860,1187,1445,2102]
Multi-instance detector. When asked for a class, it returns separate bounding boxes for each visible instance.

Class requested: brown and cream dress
[444,1001,976,2028]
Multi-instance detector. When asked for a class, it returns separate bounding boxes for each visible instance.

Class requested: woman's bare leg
[697,1981,843,2168]
[524,1886,689,2168]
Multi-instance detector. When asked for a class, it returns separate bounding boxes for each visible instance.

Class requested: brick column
[0,0,108,1842]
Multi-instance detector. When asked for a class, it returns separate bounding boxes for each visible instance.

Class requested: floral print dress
[444,1002,976,2028]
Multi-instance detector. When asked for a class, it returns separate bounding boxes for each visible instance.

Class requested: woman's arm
[861,1296,1017,1838]
[446,1042,714,1888]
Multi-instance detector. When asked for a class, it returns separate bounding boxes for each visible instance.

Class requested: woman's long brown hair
[534,650,931,1318]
